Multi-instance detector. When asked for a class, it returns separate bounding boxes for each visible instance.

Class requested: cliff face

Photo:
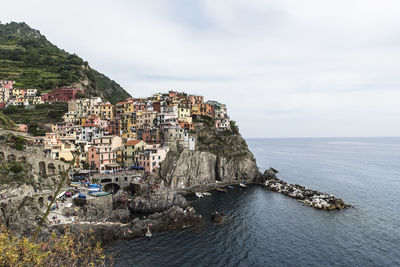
[0,194,42,237]
[159,150,259,190]
[156,117,261,190]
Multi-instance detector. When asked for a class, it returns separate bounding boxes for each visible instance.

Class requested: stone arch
[39,162,46,175]
[48,163,56,175]
[0,152,4,161]
[7,154,16,162]
[18,156,26,163]
[104,183,120,194]
[101,178,112,183]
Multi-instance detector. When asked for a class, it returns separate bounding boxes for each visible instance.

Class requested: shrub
[9,162,24,174]
[230,120,239,135]
[15,143,23,151]
[0,225,112,266]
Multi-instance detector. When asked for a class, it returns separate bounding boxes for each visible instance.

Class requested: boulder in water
[211,212,223,223]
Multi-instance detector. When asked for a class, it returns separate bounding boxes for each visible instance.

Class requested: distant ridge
[0,22,131,104]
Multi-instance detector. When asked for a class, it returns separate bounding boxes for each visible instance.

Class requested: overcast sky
[3,0,400,137]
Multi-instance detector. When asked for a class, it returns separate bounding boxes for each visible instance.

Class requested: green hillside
[0,22,131,103]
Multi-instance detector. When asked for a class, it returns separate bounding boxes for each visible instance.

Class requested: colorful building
[100,103,115,120]
[88,136,122,172]
[123,140,147,167]
[41,87,84,102]
[139,144,169,173]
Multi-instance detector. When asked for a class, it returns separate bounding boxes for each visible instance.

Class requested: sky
[2,0,400,137]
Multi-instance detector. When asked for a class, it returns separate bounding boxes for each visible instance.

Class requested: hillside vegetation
[0,112,15,130]
[3,103,67,135]
[0,22,130,103]
[193,116,250,160]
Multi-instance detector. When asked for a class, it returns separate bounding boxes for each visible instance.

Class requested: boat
[78,193,86,199]
[91,192,110,197]
[145,230,152,239]
[216,188,227,193]
[195,192,204,198]
[88,188,100,192]
[88,191,101,195]
[239,183,247,188]
[203,192,211,196]
[227,185,234,189]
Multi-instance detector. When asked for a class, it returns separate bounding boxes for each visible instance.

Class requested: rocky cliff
[154,116,261,190]
[158,150,259,190]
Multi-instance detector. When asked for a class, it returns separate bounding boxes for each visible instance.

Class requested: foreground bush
[0,225,112,266]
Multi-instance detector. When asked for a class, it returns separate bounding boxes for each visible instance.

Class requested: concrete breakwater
[262,168,350,210]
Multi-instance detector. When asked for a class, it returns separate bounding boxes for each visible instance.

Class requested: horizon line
[244,136,400,139]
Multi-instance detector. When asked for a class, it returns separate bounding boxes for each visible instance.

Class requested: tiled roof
[125,140,142,146]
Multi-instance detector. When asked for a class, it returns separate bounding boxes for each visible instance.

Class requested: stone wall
[0,145,69,179]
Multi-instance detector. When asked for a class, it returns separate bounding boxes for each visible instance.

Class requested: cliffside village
[0,80,231,175]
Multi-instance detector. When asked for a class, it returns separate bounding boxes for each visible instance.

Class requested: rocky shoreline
[0,126,350,245]
[261,168,350,210]
[50,206,202,244]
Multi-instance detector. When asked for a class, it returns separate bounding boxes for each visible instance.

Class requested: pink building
[188,95,204,105]
[139,144,169,173]
[133,102,147,112]
[0,80,13,89]
[88,136,122,172]
[17,124,28,133]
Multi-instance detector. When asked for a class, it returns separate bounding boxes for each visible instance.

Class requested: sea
[106,137,400,266]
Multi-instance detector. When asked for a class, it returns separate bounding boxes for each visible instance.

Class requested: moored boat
[227,185,234,189]
[239,183,247,188]
[145,230,152,239]
[89,191,110,197]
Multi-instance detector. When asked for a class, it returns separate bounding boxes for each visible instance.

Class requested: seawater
[107,137,400,266]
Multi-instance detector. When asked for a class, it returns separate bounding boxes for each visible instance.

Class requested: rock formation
[261,168,350,210]
[129,188,188,213]
[51,206,202,244]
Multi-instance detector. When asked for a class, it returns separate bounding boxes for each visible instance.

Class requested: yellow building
[12,89,23,97]
[178,106,191,118]
[152,93,162,101]
[124,140,146,167]
[100,103,114,120]
[125,101,134,113]
[120,113,137,139]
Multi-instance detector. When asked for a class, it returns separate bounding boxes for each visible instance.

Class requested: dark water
[107,137,400,266]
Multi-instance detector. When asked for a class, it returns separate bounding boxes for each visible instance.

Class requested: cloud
[2,0,400,137]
